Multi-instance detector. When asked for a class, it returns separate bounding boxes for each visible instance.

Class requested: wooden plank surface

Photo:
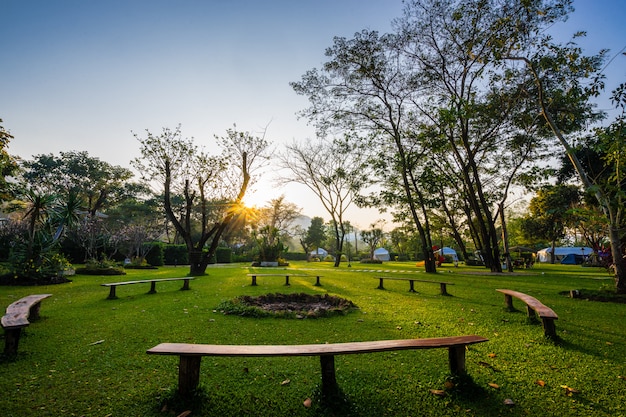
[377,277,454,285]
[2,294,52,329]
[101,277,194,287]
[496,289,558,319]
[147,336,488,357]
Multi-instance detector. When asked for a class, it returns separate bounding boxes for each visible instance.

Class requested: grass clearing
[1,262,625,416]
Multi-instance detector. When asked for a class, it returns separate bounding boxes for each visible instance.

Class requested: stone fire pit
[217,293,358,318]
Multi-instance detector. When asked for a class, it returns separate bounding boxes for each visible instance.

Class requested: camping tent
[373,247,390,261]
[309,248,328,258]
[536,247,593,263]
[435,247,459,262]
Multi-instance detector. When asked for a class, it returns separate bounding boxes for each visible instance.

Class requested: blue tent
[560,253,584,265]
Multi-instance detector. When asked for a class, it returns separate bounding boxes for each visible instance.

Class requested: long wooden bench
[2,294,52,355]
[147,335,488,399]
[247,273,323,287]
[496,289,558,339]
[375,277,453,295]
[101,277,194,299]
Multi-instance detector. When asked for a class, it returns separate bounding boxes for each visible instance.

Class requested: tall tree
[521,185,580,263]
[132,125,269,276]
[277,138,363,267]
[0,118,19,201]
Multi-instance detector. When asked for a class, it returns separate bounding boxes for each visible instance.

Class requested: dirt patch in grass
[217,293,358,318]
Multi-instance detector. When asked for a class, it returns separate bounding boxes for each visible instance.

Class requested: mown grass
[1,262,625,416]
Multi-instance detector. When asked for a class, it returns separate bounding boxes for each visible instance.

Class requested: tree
[278,138,363,267]
[21,151,135,216]
[504,22,625,290]
[302,216,326,257]
[521,185,580,263]
[0,118,19,201]
[291,30,443,272]
[361,225,384,260]
[256,195,301,244]
[132,125,269,276]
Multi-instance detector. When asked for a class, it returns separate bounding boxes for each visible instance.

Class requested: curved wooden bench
[147,335,488,399]
[2,294,52,355]
[375,277,453,295]
[496,289,558,339]
[101,277,194,299]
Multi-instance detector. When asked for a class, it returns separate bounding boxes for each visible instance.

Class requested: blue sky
[1,0,624,227]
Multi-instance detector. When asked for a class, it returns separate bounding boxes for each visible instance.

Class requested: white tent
[436,247,459,262]
[536,247,593,263]
[373,247,390,261]
[309,248,328,258]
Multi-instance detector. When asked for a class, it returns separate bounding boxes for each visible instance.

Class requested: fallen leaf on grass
[488,353,497,358]
[618,375,626,380]
[281,379,291,386]
[535,380,546,387]
[503,398,515,406]
[488,383,500,389]
[560,385,580,395]
[444,380,455,389]
[303,398,312,408]
[429,389,446,397]
[176,411,192,417]
[89,340,105,346]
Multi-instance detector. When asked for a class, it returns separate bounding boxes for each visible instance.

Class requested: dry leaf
[429,389,446,397]
[444,380,455,389]
[560,385,580,395]
[488,383,500,389]
[488,353,497,358]
[281,379,291,386]
[176,411,192,417]
[535,380,546,387]
[303,398,312,408]
[618,375,626,380]
[503,398,515,406]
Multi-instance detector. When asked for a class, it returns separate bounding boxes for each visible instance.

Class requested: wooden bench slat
[102,277,194,299]
[246,273,323,287]
[496,289,558,339]
[2,294,52,329]
[147,335,488,400]
[2,294,52,355]
[147,335,487,357]
[375,277,453,295]
[496,289,558,319]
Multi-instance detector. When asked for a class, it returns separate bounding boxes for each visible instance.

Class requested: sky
[1,0,625,230]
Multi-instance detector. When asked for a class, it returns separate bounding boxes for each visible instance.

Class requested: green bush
[145,242,165,266]
[215,247,232,263]
[164,244,189,265]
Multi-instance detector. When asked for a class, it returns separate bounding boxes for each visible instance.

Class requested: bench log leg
[320,354,339,398]
[3,328,22,356]
[251,275,257,286]
[181,279,191,291]
[107,286,118,300]
[542,318,557,340]
[29,302,43,321]
[178,355,202,397]
[503,294,514,311]
[440,283,450,296]
[284,276,290,286]
[408,280,416,293]
[148,281,157,294]
[376,278,385,290]
[526,305,536,319]
[314,276,322,286]
[448,345,468,375]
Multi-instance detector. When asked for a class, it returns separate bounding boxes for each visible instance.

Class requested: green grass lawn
[1,262,625,416]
